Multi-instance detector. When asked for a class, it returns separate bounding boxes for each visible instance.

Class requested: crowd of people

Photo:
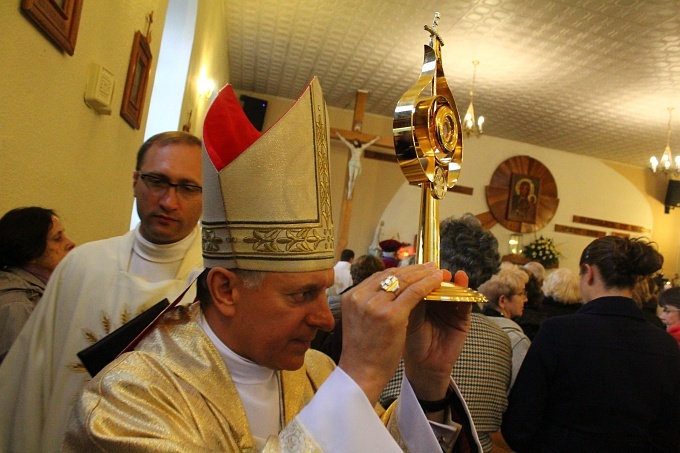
[0,78,679,452]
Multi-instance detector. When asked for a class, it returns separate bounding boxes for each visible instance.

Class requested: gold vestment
[63,303,337,452]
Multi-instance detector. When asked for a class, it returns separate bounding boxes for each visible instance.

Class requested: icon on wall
[507,174,540,223]
[21,0,83,56]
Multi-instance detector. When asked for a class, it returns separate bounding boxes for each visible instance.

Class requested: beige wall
[180,0,230,138]
[0,1,169,244]
[605,161,680,278]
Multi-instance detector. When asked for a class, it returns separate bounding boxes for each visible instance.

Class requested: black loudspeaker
[664,179,680,214]
[239,95,268,131]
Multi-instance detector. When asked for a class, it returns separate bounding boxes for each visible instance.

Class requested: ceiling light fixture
[463,60,484,138]
[650,107,679,176]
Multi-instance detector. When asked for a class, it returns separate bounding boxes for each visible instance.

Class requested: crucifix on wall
[332,90,385,255]
[335,131,381,199]
[330,90,475,258]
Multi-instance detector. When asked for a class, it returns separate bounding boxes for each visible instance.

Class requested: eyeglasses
[138,173,202,197]
[513,290,527,297]
[662,306,680,314]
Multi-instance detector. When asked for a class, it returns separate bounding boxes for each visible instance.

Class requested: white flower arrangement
[522,236,561,265]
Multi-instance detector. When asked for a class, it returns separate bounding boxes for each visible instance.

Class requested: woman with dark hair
[0,207,75,361]
[502,236,680,452]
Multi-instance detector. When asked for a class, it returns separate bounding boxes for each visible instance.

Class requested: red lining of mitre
[203,79,317,172]
[203,85,262,172]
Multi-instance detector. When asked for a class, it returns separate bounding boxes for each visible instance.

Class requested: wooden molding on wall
[450,185,473,195]
[476,211,498,230]
[364,149,396,162]
[572,215,651,234]
[554,224,606,238]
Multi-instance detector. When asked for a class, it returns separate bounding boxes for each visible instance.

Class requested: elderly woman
[0,207,75,361]
[479,264,531,388]
[503,236,680,452]
[659,287,680,346]
[540,268,582,318]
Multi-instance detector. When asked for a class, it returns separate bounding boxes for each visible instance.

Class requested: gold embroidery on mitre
[203,224,330,258]
[243,228,324,253]
[202,228,224,252]
[314,104,333,251]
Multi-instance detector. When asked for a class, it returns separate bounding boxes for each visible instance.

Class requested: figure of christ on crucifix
[336,131,380,199]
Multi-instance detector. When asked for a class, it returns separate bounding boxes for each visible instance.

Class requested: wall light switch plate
[84,64,115,115]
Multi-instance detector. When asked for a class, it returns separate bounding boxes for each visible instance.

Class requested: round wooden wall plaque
[485,155,559,233]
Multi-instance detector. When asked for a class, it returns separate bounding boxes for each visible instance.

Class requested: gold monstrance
[393,13,486,303]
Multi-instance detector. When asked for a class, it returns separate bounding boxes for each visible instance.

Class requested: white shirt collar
[133,226,197,264]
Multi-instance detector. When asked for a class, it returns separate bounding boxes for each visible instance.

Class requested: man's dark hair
[196,268,213,307]
[136,131,202,170]
[0,207,56,268]
[340,249,355,262]
[440,213,500,289]
[350,255,384,286]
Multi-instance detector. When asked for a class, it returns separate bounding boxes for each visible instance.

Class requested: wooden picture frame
[21,0,84,56]
[120,31,152,130]
[485,155,559,233]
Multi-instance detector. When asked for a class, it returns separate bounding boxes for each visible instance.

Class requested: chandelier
[650,107,680,175]
[463,60,484,138]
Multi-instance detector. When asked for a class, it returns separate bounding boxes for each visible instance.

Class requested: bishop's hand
[402,270,472,406]
[337,262,443,406]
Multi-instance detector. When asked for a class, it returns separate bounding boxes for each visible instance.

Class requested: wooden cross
[333,90,374,256]
[146,11,154,43]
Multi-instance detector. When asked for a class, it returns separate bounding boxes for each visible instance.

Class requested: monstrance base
[424,282,487,303]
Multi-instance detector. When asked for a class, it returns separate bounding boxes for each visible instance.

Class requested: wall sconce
[197,74,215,100]
[509,233,523,255]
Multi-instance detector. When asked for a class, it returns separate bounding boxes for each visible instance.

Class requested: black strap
[76,278,197,377]
[417,387,455,413]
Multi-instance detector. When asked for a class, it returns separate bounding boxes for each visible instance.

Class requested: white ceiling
[224,0,680,168]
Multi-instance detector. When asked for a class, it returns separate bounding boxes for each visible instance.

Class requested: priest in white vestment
[0,131,205,452]
[64,78,481,452]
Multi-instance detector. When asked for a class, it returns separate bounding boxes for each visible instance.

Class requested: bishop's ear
[207,268,238,317]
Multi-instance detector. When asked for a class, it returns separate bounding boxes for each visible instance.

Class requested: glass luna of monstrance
[392,13,487,303]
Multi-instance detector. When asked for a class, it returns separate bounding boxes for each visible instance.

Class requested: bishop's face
[225,269,335,370]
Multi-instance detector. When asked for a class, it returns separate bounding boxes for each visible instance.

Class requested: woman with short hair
[0,207,75,361]
[479,264,531,388]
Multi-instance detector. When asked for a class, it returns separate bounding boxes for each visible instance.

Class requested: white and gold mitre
[201,77,334,272]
